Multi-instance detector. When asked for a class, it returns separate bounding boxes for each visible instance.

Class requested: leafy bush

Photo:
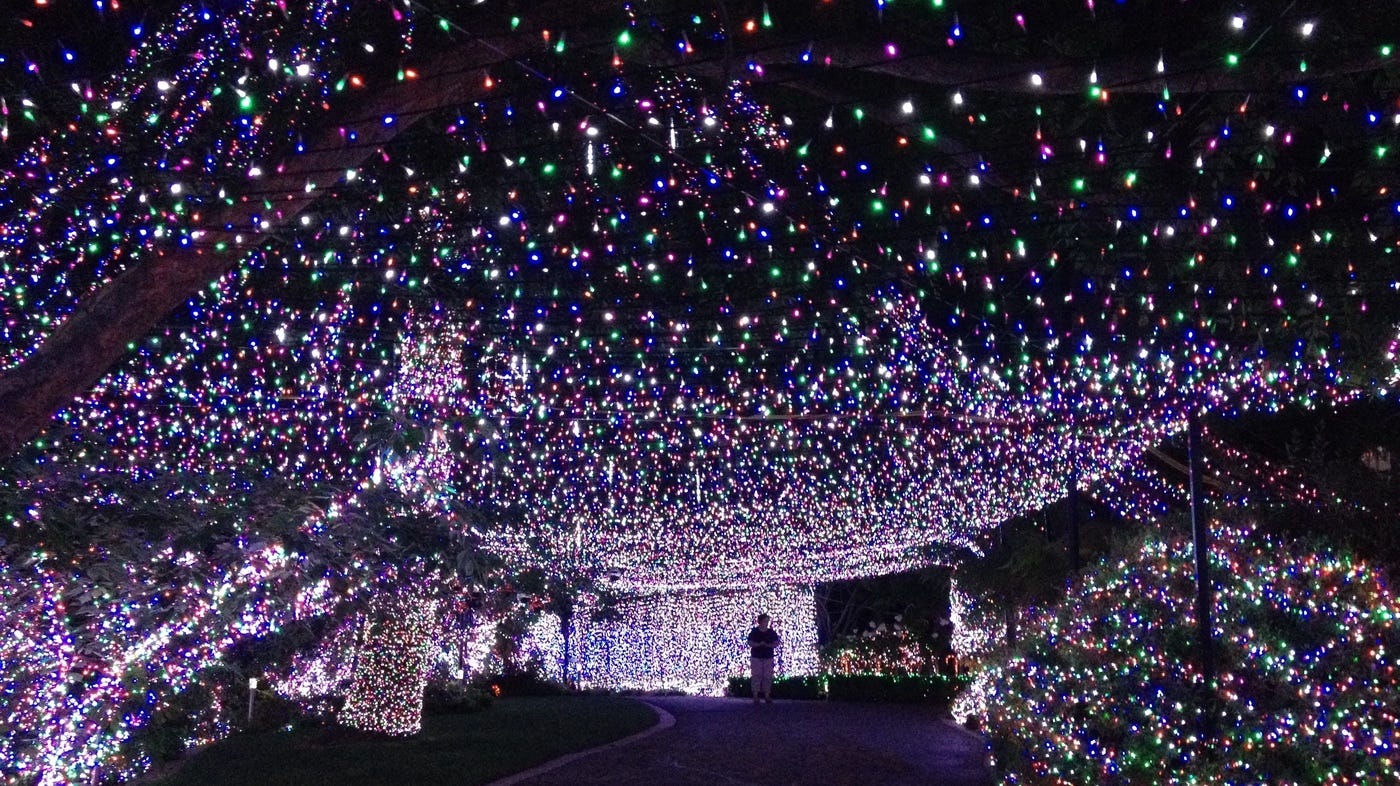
[820,624,949,677]
[295,694,345,723]
[122,679,219,764]
[726,675,826,700]
[982,525,1400,785]
[242,689,308,733]
[473,663,567,697]
[825,674,964,704]
[423,680,494,714]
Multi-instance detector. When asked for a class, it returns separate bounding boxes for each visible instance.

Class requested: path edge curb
[483,699,676,786]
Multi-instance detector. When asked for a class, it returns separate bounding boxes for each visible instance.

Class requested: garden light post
[247,677,258,723]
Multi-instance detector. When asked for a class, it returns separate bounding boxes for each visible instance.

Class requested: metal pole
[1187,409,1216,733]
[999,522,1018,647]
[1067,407,1081,573]
[1067,461,1081,573]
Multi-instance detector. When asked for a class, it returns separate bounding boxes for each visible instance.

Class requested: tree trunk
[1004,601,1018,648]
[340,593,438,736]
[0,24,548,456]
[559,610,574,688]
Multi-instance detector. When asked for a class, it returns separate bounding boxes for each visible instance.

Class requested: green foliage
[820,624,950,677]
[817,566,951,644]
[982,525,1400,785]
[0,439,516,783]
[423,680,494,715]
[121,679,218,765]
[242,689,311,734]
[473,662,568,698]
[825,674,966,705]
[225,617,341,679]
[726,675,826,700]
[1206,403,1400,568]
[955,520,1074,613]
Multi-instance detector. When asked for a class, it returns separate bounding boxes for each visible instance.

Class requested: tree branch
[0,41,523,456]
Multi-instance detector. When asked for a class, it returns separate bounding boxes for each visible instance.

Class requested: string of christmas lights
[0,0,1381,596]
[566,586,819,694]
[3,0,1386,498]
[0,465,461,783]
[0,1,1398,782]
[0,540,339,785]
[981,524,1400,785]
[339,594,439,736]
[822,624,948,678]
[279,585,819,699]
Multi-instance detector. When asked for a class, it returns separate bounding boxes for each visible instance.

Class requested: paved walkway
[499,696,992,786]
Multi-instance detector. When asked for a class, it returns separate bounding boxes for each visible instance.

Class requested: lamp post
[247,677,259,723]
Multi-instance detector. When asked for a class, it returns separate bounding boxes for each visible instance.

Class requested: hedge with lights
[821,624,949,677]
[982,524,1400,785]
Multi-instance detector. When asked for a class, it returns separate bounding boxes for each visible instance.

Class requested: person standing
[747,613,781,704]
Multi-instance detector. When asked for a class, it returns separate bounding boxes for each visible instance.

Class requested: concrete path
[505,696,992,786]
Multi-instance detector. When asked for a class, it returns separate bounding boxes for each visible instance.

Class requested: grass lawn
[150,695,657,786]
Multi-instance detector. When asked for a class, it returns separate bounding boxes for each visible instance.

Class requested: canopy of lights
[980,524,1400,785]
[5,0,1396,591]
[2,0,1398,780]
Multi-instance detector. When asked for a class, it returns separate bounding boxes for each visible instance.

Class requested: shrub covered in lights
[821,623,949,678]
[983,525,1400,785]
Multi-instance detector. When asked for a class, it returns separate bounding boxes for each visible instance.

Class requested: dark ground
[497,695,993,786]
